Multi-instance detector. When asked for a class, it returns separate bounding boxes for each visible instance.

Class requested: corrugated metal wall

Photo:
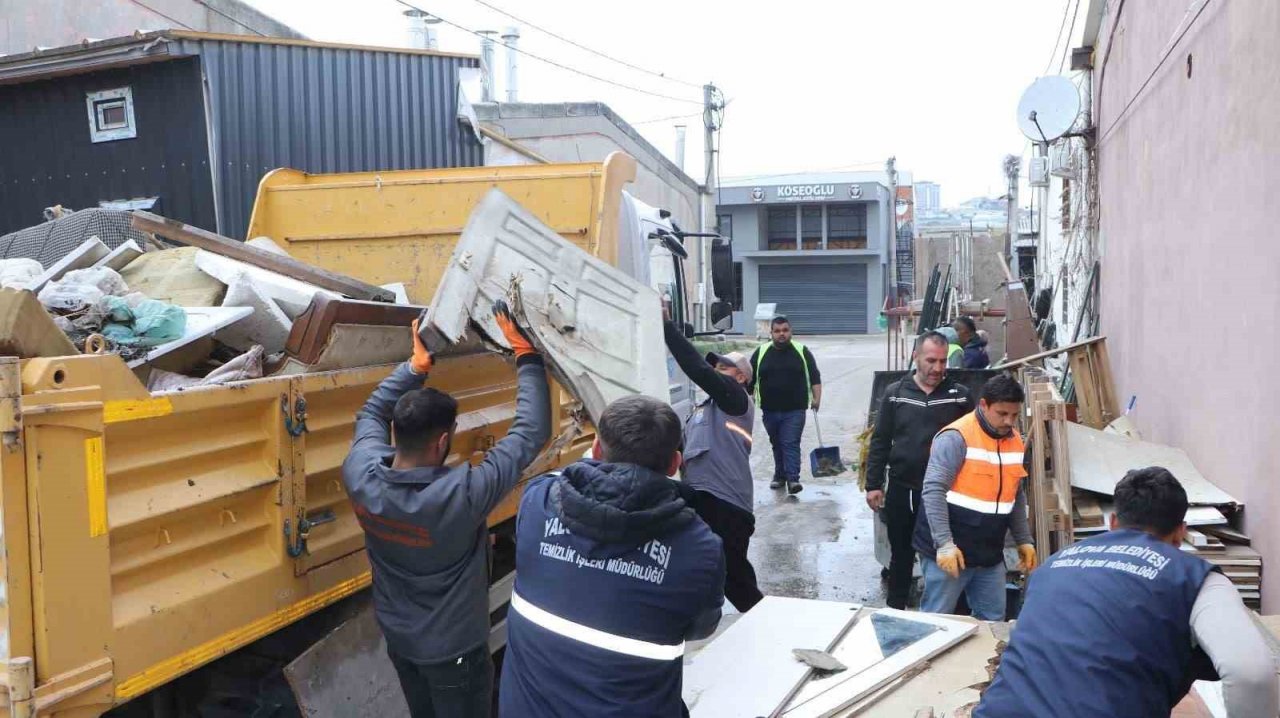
[759,262,869,334]
[0,58,217,236]
[175,38,484,238]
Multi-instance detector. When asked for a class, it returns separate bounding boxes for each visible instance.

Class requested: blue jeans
[919,555,1007,620]
[762,409,806,482]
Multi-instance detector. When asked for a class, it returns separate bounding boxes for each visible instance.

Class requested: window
[86,87,137,143]
[801,206,823,249]
[767,206,796,250]
[717,213,733,240]
[732,262,743,311]
[828,203,868,249]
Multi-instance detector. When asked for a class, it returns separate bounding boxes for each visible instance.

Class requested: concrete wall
[1094,3,1280,608]
[914,229,1008,360]
[476,103,702,232]
[0,0,303,54]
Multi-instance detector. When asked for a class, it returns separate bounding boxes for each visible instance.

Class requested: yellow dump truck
[0,153,727,717]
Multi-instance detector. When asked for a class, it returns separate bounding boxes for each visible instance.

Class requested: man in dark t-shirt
[748,315,821,495]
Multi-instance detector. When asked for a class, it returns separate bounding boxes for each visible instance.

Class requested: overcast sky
[245,0,1085,205]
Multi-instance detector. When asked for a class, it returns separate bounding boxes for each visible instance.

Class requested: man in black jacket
[864,331,971,609]
[664,319,762,611]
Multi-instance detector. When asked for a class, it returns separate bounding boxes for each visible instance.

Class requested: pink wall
[1096,2,1280,608]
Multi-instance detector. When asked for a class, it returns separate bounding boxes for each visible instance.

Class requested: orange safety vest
[944,411,1027,515]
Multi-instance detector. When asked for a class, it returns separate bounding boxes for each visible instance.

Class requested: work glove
[936,542,966,579]
[493,300,538,359]
[409,319,433,375]
[1017,543,1038,574]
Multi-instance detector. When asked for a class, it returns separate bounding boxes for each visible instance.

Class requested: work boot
[769,478,786,490]
[787,480,804,495]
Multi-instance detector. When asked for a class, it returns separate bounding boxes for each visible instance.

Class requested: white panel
[428,188,667,424]
[683,596,861,717]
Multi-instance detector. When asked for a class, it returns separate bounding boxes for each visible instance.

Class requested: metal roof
[0,29,478,85]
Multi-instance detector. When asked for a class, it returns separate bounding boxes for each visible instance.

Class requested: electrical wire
[125,0,195,30]
[462,0,703,89]
[392,0,703,106]
[194,0,267,36]
[1098,0,1213,146]
[630,112,701,126]
[1057,0,1082,73]
[1044,0,1074,75]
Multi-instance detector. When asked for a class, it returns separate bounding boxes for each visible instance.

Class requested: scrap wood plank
[682,597,861,718]
[1063,422,1238,506]
[994,336,1106,370]
[131,210,396,303]
[1072,492,1105,528]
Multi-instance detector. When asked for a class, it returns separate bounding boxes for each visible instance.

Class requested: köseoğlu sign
[775,184,836,201]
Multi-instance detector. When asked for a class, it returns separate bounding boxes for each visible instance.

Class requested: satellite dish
[1017,76,1080,143]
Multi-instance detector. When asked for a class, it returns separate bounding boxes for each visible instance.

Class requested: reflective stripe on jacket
[915,411,1027,567]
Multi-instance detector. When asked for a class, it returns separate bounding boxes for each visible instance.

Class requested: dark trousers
[689,490,764,612]
[762,409,806,482]
[882,482,921,610]
[388,643,493,718]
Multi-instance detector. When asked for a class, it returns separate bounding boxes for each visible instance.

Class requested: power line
[630,112,701,126]
[1057,0,1082,73]
[1044,0,1074,75]
[1098,0,1213,146]
[393,0,703,106]
[462,0,703,89]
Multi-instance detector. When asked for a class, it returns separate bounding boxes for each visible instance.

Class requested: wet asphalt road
[742,334,889,611]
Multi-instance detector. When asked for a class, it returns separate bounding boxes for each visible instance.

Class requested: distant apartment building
[914,181,941,214]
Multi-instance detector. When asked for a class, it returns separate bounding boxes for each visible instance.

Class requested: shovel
[809,410,846,477]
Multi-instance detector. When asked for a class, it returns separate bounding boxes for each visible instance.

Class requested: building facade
[717,172,896,334]
[0,31,483,237]
[914,181,941,214]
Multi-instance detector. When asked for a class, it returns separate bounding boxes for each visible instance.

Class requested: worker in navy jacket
[500,394,726,718]
[977,467,1277,717]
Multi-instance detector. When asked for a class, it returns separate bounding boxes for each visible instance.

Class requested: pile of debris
[0,208,420,391]
[1007,337,1261,609]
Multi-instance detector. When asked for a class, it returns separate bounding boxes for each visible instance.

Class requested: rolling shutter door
[759,263,868,334]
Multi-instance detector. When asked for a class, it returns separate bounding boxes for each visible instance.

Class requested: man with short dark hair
[914,374,1035,620]
[750,315,822,494]
[864,331,972,609]
[500,394,726,717]
[977,468,1278,717]
[342,303,550,717]
[952,316,990,369]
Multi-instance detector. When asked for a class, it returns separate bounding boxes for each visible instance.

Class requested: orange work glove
[492,300,538,358]
[1017,543,1038,574]
[936,542,966,579]
[409,319,433,374]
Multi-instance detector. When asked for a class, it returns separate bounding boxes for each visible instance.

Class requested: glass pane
[801,207,822,249]
[827,203,867,249]
[97,101,127,129]
[767,207,796,250]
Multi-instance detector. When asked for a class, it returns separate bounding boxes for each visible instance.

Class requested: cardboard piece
[26,237,110,293]
[0,288,79,358]
[1065,422,1239,506]
[120,248,226,307]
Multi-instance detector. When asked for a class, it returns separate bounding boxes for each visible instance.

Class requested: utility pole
[1003,154,1021,276]
[885,156,898,308]
[701,83,724,332]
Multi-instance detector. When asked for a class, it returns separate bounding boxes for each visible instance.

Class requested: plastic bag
[38,283,105,313]
[0,259,42,289]
[59,267,128,296]
[100,296,187,347]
